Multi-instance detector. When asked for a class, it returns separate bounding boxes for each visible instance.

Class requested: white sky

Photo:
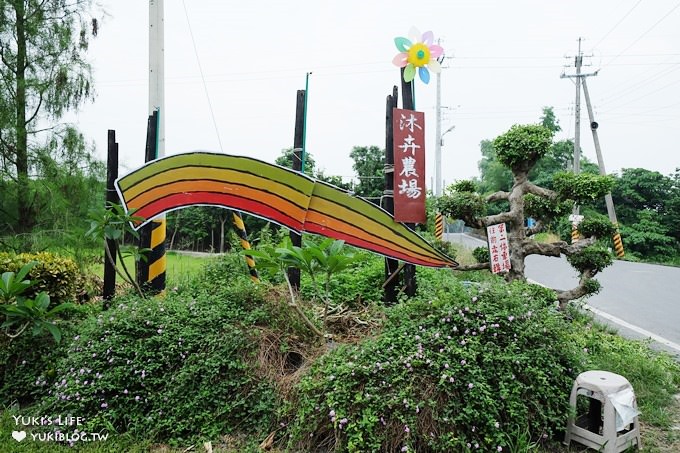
[71,0,680,187]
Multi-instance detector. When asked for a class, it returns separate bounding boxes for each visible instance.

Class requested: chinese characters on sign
[486,223,511,274]
[393,108,426,223]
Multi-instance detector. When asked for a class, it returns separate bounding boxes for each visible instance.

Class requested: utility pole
[435,63,442,197]
[561,37,625,257]
[561,38,597,242]
[434,47,453,197]
[581,78,625,258]
[136,0,167,293]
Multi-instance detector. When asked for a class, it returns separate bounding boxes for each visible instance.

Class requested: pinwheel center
[407,43,430,67]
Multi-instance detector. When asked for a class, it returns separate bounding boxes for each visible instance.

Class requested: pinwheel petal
[403,63,416,82]
[427,59,442,74]
[392,52,408,67]
[418,66,431,84]
[422,31,434,46]
[429,44,444,59]
[408,27,421,45]
[394,36,411,52]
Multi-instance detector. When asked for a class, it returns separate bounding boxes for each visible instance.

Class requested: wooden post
[383,86,400,304]
[103,130,119,305]
[288,90,305,290]
[400,70,418,297]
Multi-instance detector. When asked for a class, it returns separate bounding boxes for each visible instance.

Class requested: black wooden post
[103,130,119,305]
[288,90,305,290]
[383,86,400,304]
[400,70,418,297]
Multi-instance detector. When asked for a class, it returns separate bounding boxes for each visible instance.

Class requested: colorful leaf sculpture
[115,152,457,268]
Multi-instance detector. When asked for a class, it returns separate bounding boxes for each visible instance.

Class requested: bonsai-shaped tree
[437,124,617,309]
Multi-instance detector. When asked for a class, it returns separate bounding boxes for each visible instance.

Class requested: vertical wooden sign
[393,108,426,223]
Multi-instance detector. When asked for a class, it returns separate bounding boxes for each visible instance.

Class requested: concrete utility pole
[149,0,164,158]
[434,42,444,198]
[561,38,625,257]
[434,45,453,197]
[561,38,597,241]
[581,78,625,257]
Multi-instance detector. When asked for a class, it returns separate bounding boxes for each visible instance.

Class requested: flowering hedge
[286,279,582,452]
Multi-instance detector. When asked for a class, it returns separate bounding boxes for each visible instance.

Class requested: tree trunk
[505,172,529,282]
[219,215,227,253]
[14,3,32,232]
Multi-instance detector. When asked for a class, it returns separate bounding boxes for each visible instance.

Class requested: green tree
[539,106,561,133]
[611,168,674,226]
[476,139,512,194]
[620,209,676,260]
[349,145,384,200]
[437,124,616,309]
[276,147,316,177]
[0,0,96,232]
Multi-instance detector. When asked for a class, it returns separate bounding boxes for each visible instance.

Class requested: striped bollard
[231,211,259,282]
[435,213,444,241]
[612,225,625,258]
[137,218,166,294]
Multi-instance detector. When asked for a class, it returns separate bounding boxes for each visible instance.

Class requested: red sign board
[393,108,426,223]
[486,223,511,274]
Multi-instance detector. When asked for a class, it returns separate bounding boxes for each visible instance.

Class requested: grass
[90,250,218,287]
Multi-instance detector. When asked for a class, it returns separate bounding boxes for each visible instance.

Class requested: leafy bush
[436,191,486,223]
[578,214,616,239]
[472,246,489,264]
[552,172,614,205]
[286,279,581,452]
[0,327,73,407]
[566,246,613,274]
[300,250,385,308]
[36,279,278,443]
[493,124,553,171]
[0,252,79,304]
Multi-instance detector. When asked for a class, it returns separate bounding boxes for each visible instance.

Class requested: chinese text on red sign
[393,108,426,223]
[486,223,511,274]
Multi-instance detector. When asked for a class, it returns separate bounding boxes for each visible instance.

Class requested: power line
[602,1,680,69]
[591,0,645,50]
[181,0,223,152]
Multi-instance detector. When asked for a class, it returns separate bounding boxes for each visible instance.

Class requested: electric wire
[601,1,680,69]
[591,0,644,51]
[181,0,224,152]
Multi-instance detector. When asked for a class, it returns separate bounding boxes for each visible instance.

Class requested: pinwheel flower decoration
[392,28,443,84]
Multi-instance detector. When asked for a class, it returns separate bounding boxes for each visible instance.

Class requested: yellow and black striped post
[136,111,166,294]
[231,211,259,282]
[137,218,166,293]
[612,224,625,258]
[571,225,580,244]
[435,213,444,241]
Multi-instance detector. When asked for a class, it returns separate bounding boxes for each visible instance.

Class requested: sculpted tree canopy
[437,124,616,308]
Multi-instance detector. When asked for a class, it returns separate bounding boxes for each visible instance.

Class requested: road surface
[445,233,680,357]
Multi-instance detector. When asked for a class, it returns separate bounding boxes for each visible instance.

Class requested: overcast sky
[71,0,680,188]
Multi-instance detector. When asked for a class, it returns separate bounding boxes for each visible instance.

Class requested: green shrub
[472,246,489,264]
[0,252,79,304]
[286,279,581,452]
[299,250,384,307]
[0,329,73,407]
[566,246,613,274]
[36,279,278,443]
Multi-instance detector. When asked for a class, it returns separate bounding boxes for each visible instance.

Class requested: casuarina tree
[437,124,616,309]
[0,0,97,232]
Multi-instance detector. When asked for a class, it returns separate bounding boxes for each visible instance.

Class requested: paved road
[446,233,680,357]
